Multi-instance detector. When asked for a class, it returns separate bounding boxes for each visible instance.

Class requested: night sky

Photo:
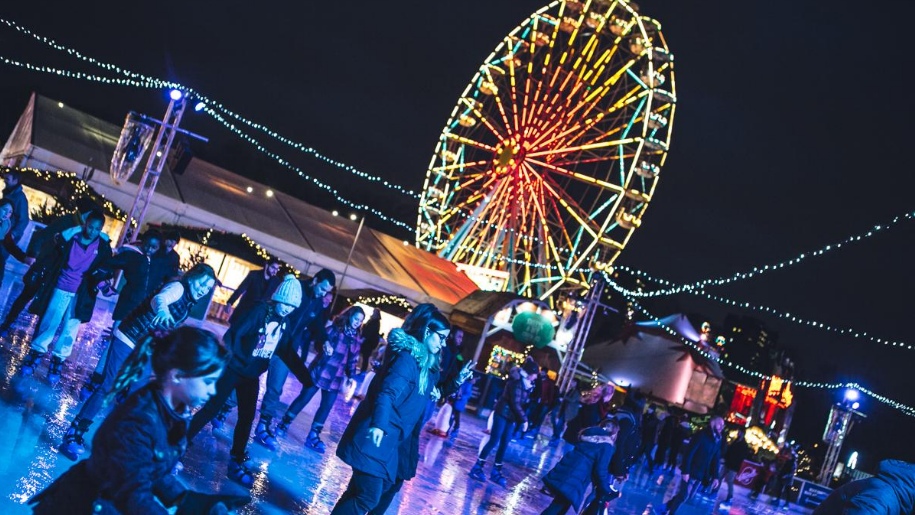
[1,1,914,468]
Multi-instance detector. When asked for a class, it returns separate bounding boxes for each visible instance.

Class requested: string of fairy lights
[611,272,915,352]
[0,16,609,248]
[0,16,419,196]
[620,210,915,298]
[604,275,915,418]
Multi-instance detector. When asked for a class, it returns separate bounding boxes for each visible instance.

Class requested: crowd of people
[1,168,898,514]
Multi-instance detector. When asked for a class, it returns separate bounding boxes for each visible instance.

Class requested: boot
[47,355,65,385]
[59,419,92,461]
[469,460,487,481]
[227,454,255,488]
[211,404,232,430]
[20,350,43,377]
[274,414,294,438]
[80,372,104,402]
[253,417,278,451]
[304,427,326,454]
[489,463,508,487]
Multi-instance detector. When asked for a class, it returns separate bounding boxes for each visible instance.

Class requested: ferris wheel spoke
[480,66,517,136]
[444,133,497,153]
[534,89,645,154]
[535,173,602,241]
[526,157,626,195]
[461,98,511,143]
[530,68,641,151]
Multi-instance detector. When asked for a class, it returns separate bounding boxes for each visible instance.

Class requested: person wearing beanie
[251,268,336,449]
[186,273,316,488]
[469,356,538,487]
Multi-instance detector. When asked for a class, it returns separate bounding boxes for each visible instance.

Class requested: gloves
[176,491,251,515]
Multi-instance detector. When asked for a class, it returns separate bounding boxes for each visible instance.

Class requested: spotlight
[332,210,339,216]
[169,89,183,101]
[265,189,274,197]
[349,214,358,221]
[852,402,860,410]
[844,389,860,402]
[246,186,253,193]
[194,101,206,112]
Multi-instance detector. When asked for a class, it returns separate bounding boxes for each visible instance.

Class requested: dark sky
[2,1,914,468]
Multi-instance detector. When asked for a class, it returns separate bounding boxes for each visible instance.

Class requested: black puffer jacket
[814,459,915,515]
[543,427,616,511]
[494,366,530,424]
[29,385,188,514]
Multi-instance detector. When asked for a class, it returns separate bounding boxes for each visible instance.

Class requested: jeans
[666,478,702,514]
[75,334,148,424]
[258,355,292,419]
[31,288,82,359]
[286,385,338,430]
[189,368,260,460]
[330,470,394,515]
[478,414,516,464]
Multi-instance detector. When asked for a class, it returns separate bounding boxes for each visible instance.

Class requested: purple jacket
[309,322,360,392]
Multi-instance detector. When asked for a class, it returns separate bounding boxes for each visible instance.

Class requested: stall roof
[1,93,480,310]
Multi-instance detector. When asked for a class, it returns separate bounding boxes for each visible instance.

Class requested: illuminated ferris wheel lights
[650,89,677,103]
[649,47,674,63]
[643,137,668,152]
[480,81,498,95]
[636,161,659,178]
[647,112,669,129]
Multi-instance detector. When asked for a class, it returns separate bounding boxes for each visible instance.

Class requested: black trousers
[2,277,39,328]
[540,494,573,515]
[331,470,403,515]
[189,368,260,460]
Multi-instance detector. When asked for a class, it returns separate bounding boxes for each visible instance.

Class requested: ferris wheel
[416,0,676,301]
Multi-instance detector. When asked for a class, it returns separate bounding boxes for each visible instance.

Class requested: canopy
[0,93,479,312]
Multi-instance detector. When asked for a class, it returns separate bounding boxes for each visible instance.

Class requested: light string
[620,210,915,297]
[603,275,915,418]
[0,16,419,198]
[0,15,612,253]
[0,50,592,245]
[203,107,412,230]
[611,272,915,352]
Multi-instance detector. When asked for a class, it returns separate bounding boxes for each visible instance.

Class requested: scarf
[387,328,434,395]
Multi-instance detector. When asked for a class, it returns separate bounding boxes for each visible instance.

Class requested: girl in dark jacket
[29,327,249,515]
[267,305,365,453]
[470,356,539,487]
[331,303,451,515]
[59,263,218,460]
[541,422,619,514]
[186,274,315,488]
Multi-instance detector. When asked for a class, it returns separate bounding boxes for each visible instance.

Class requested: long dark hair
[107,327,227,405]
[401,303,449,372]
[332,305,366,332]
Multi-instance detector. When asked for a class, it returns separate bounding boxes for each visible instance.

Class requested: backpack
[607,407,642,475]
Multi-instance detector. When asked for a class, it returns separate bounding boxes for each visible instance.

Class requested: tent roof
[2,93,479,310]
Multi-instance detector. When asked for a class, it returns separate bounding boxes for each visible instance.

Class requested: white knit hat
[271,274,302,308]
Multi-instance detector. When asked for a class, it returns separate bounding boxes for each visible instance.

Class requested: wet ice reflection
[0,268,815,514]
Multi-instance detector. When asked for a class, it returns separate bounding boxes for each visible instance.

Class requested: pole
[556,277,604,394]
[333,216,364,306]
[117,94,189,247]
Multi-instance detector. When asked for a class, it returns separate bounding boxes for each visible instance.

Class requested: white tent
[582,314,725,413]
[0,93,479,312]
